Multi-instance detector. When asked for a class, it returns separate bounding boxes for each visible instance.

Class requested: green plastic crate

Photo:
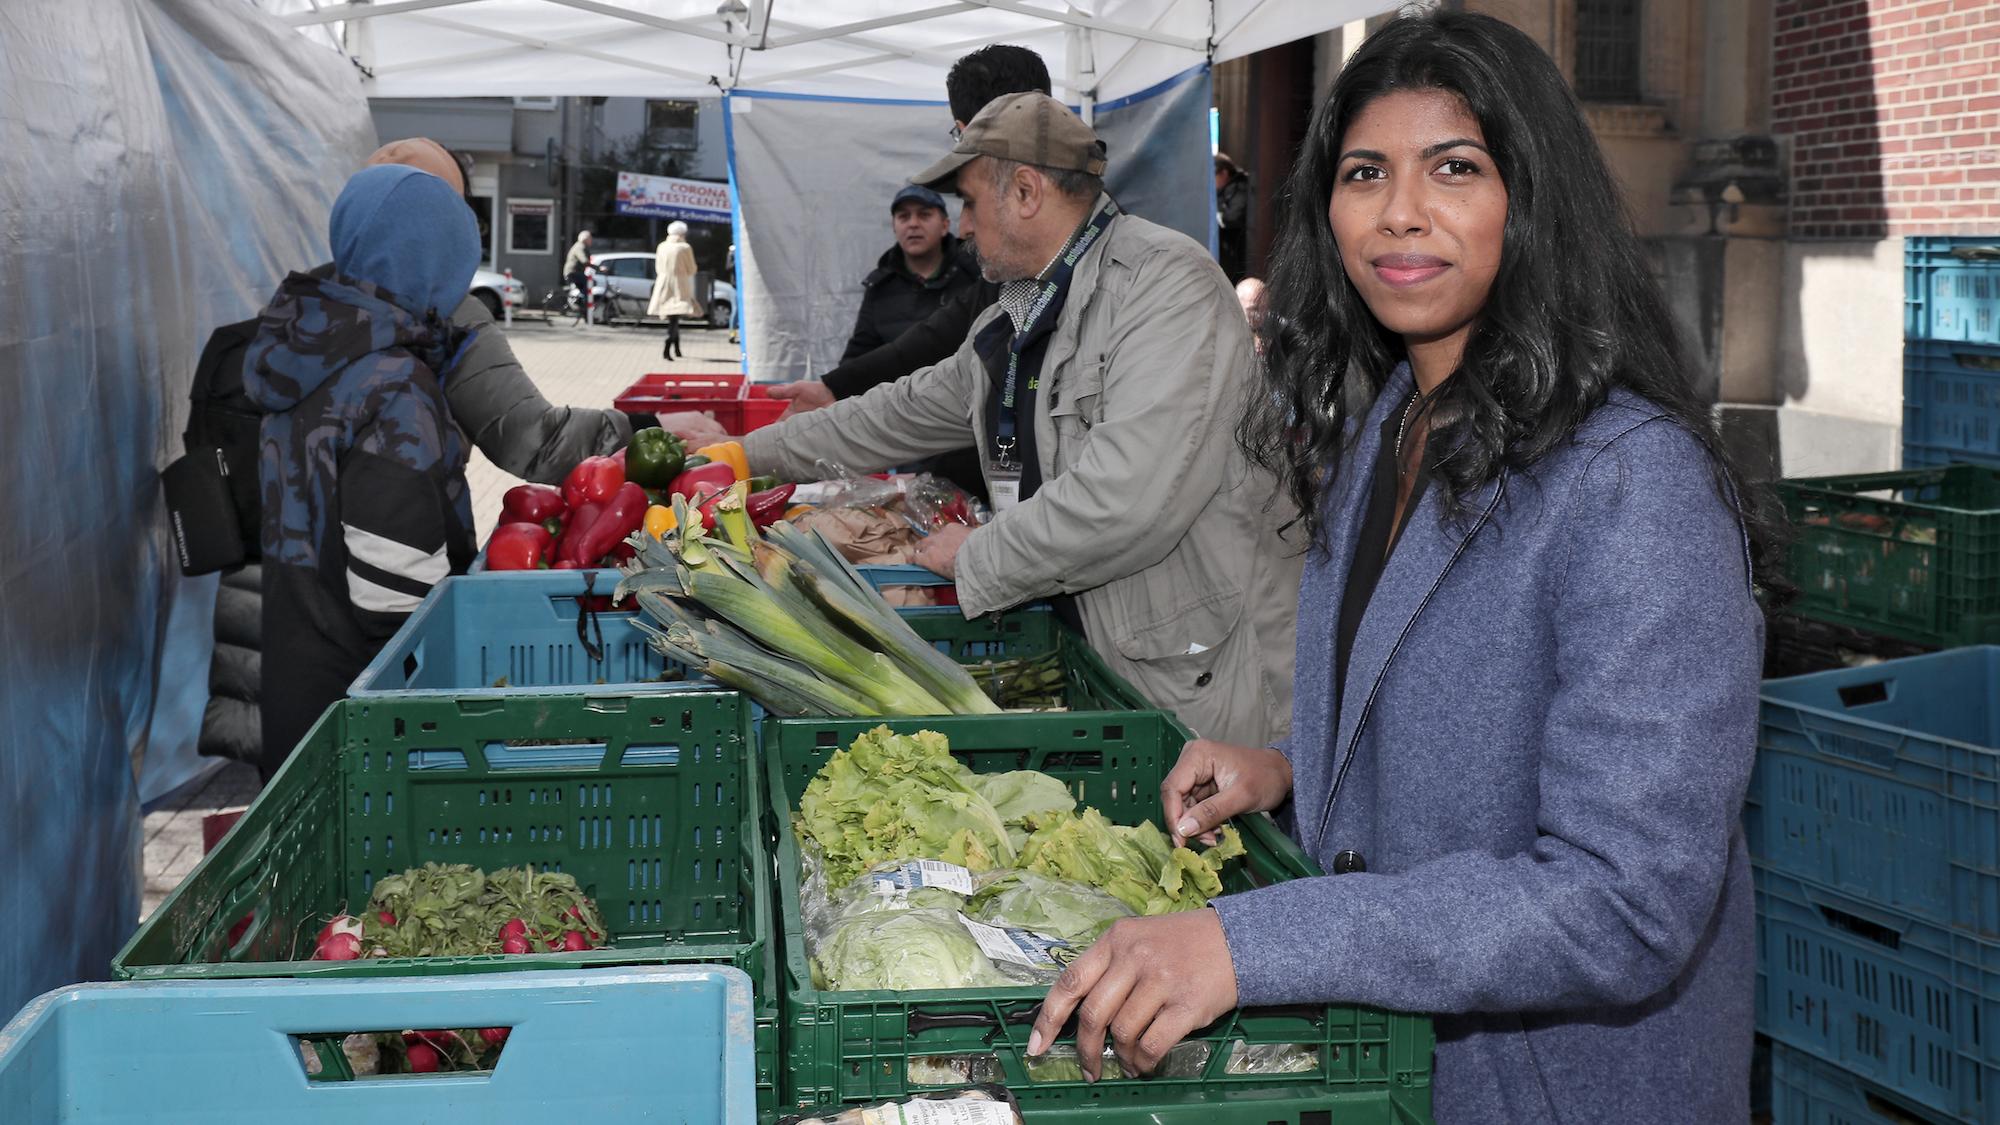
[899,606,1153,713]
[1019,1084,1433,1125]
[112,692,781,1113]
[762,713,1435,1119]
[1780,464,2000,647]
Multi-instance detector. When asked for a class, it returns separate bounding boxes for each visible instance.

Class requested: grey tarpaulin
[727,65,1216,384]
[0,0,371,1017]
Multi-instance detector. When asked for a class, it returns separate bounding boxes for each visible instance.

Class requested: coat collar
[1304,361,1507,851]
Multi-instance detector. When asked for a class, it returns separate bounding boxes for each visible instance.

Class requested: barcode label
[867,860,975,896]
[863,1098,1016,1125]
[956,914,1073,970]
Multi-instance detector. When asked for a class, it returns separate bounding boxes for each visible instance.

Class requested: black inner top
[1335,391,1435,703]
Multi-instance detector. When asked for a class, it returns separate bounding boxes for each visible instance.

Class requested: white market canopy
[258,0,1385,104]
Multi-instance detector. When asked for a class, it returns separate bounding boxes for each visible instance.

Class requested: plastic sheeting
[0,0,372,1018]
[254,0,1389,103]
[729,65,1214,383]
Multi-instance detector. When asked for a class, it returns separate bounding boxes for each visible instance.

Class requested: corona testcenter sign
[615,172,733,225]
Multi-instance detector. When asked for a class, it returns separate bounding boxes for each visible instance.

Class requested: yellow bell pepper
[644,504,677,539]
[692,440,749,482]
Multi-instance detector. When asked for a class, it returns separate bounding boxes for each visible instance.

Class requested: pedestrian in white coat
[648,221,702,359]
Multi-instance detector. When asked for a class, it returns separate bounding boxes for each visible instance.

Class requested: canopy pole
[343,0,376,74]
[1068,21,1097,126]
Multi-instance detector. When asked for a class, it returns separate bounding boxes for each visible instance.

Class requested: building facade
[370,95,730,300]
[1217,0,2000,477]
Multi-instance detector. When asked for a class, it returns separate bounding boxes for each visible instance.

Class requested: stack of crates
[120,565,1439,1125]
[1747,646,2000,1123]
[1905,236,2000,469]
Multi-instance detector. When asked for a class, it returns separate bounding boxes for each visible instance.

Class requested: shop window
[507,198,555,254]
[646,100,699,150]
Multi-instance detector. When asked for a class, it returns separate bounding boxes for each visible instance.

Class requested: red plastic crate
[738,385,787,434]
[613,371,746,415]
[614,373,785,435]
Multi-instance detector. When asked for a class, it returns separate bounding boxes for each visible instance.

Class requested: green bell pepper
[625,427,686,489]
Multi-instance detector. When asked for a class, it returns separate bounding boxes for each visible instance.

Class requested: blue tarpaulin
[0,0,371,1019]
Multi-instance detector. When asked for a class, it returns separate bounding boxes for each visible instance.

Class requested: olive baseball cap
[911,92,1109,191]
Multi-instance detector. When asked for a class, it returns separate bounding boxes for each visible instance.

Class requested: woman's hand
[1027,909,1240,1081]
[1162,740,1293,847]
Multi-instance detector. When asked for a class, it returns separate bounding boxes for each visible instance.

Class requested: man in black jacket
[766,44,1049,417]
[839,184,980,363]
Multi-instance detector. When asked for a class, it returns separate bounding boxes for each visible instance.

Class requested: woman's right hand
[1162,740,1294,848]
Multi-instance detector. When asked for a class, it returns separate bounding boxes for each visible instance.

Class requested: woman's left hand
[1027,908,1240,1081]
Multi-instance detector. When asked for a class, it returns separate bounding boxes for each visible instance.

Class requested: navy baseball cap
[891,184,948,213]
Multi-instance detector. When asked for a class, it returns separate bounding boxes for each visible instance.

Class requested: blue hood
[329,165,480,319]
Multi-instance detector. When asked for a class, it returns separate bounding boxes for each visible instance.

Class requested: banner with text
[616,172,733,224]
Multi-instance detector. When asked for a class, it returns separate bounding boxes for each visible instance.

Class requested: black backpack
[161,318,264,575]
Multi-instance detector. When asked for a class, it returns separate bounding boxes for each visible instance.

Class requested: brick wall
[1773,0,2000,239]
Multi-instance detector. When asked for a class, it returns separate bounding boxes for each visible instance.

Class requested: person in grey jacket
[1027,14,1787,1123]
[744,94,1302,750]
[367,139,643,480]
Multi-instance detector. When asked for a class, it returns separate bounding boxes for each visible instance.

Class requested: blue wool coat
[1211,363,1762,1124]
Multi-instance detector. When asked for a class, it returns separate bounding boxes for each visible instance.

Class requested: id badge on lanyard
[988,436,1024,515]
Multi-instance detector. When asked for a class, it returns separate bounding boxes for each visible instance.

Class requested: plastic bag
[907,1054,1003,1087]
[1021,1041,1213,1083]
[806,856,975,953]
[813,908,1012,992]
[966,869,1132,944]
[1223,1041,1321,1076]
[778,1084,1024,1125]
[903,474,988,530]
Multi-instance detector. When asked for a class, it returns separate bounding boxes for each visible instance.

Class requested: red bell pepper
[486,522,555,570]
[501,483,566,525]
[747,483,797,528]
[666,462,737,505]
[562,455,624,508]
[561,482,648,566]
[554,499,605,566]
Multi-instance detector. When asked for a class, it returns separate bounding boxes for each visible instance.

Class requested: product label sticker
[865,1098,1016,1125]
[957,914,1074,970]
[867,860,975,897]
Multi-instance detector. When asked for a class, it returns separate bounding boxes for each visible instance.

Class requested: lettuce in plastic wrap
[966,870,1133,944]
[813,908,1012,991]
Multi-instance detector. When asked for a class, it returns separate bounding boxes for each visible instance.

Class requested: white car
[591,251,735,328]
[469,267,526,319]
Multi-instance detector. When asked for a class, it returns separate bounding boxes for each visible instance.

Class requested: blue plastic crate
[0,968,755,1123]
[1747,647,2000,937]
[1904,340,2000,470]
[1907,236,2000,347]
[1769,1041,1955,1125]
[1754,865,2000,1124]
[353,568,1066,700]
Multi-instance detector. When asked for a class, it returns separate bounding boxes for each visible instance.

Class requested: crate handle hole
[1836,681,1890,709]
[292,1029,512,1083]
[1817,904,1901,950]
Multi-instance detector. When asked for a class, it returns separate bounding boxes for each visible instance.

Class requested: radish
[314,932,361,961]
[499,917,527,941]
[561,930,590,952]
[405,1042,440,1073]
[501,935,530,954]
[377,910,396,926]
[314,915,362,947]
[478,1027,510,1047]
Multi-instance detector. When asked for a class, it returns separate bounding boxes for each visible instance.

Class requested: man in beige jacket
[745,94,1301,748]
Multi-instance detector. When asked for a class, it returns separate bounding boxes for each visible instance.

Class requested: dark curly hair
[1240,9,1788,595]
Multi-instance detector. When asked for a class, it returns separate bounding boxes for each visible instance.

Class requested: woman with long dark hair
[1027,11,1783,1121]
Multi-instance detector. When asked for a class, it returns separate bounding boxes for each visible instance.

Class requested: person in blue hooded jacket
[244,164,481,780]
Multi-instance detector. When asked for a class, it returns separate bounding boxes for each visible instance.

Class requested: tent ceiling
[256,0,1390,101]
